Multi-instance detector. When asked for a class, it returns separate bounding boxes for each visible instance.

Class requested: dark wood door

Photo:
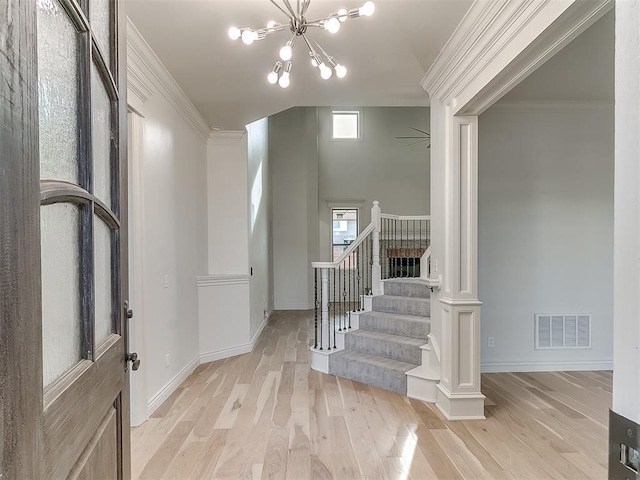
[0,0,130,477]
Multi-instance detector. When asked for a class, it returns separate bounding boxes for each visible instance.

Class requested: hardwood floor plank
[261,426,289,480]
[131,311,611,480]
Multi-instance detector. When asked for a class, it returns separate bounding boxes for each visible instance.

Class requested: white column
[371,200,382,296]
[613,0,640,426]
[435,106,485,420]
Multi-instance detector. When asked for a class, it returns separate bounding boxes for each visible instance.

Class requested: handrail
[312,222,375,269]
[380,214,430,221]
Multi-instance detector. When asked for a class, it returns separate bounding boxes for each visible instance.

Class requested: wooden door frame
[0,1,44,477]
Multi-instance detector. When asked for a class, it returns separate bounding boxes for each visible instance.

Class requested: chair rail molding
[421,0,613,115]
[197,274,251,287]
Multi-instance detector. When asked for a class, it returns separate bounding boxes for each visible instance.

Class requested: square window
[332,110,360,139]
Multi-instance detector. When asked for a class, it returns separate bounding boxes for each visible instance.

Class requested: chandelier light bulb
[267,20,278,29]
[335,64,347,78]
[311,57,319,67]
[242,29,257,44]
[359,1,375,17]
[280,44,293,61]
[338,9,348,22]
[324,17,340,33]
[228,26,241,40]
[279,72,290,88]
[319,63,333,80]
[267,71,279,84]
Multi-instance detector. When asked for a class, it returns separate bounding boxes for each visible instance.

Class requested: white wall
[478,105,613,371]
[317,107,430,261]
[127,80,208,410]
[613,0,640,425]
[270,107,319,310]
[247,118,272,336]
[206,135,249,275]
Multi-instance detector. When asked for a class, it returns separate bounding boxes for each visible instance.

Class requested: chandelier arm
[269,0,293,21]
[301,33,315,53]
[301,0,312,16]
[281,0,298,18]
[297,0,301,16]
[311,38,332,61]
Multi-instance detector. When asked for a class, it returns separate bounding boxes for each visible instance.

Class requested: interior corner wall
[246,118,272,337]
[478,106,614,372]
[132,93,208,406]
[270,107,319,310]
[317,107,431,261]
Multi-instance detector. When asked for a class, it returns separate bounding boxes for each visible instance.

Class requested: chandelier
[228,0,375,88]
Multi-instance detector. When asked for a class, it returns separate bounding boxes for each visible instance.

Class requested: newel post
[371,200,382,295]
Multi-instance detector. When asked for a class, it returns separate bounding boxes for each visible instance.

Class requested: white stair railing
[311,200,430,351]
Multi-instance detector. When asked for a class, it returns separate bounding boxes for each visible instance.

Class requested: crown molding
[207,130,247,145]
[489,100,614,112]
[126,18,211,143]
[421,0,613,115]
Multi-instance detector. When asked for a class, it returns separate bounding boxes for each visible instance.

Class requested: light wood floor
[131,311,612,480]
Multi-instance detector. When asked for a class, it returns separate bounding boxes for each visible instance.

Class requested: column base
[436,384,486,421]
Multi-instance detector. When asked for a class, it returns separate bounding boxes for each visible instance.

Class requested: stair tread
[346,329,426,347]
[406,364,440,380]
[377,294,430,302]
[331,349,418,372]
[360,311,430,321]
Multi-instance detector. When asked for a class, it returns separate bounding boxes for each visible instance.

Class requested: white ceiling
[501,10,614,103]
[125,0,472,130]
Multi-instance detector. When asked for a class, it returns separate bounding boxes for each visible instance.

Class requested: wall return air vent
[535,314,591,350]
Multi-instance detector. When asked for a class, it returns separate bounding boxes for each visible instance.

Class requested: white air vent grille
[535,314,591,350]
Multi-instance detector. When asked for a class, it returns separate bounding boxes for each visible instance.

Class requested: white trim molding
[126,17,211,142]
[208,130,247,145]
[147,355,200,416]
[489,100,614,112]
[197,274,251,287]
[421,0,613,115]
[481,360,613,373]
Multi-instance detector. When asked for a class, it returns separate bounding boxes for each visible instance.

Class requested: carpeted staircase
[328,278,432,395]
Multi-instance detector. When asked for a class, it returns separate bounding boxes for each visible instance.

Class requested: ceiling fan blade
[410,127,430,136]
[404,139,431,147]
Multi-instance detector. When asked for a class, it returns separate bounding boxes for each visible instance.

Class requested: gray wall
[270,108,319,309]
[247,117,272,334]
[478,106,614,371]
[318,107,430,260]
[270,106,431,308]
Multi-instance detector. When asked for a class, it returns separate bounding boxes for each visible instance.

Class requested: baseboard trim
[200,314,271,365]
[481,360,613,373]
[147,355,200,416]
[274,304,314,311]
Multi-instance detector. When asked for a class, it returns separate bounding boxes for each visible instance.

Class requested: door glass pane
[92,64,112,206]
[36,0,79,184]
[95,217,114,344]
[41,203,82,387]
[90,0,111,65]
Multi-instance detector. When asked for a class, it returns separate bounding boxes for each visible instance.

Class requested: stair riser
[359,314,430,340]
[383,281,431,299]
[344,334,422,364]
[372,296,430,317]
[329,357,407,395]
